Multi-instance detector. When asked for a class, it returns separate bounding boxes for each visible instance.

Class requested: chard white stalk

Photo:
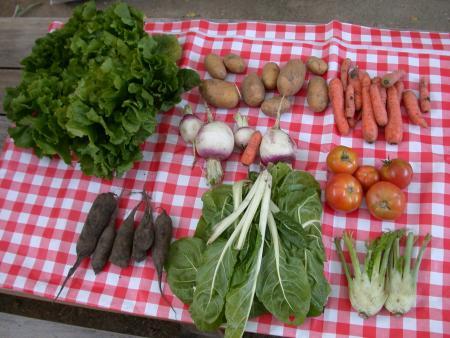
[384,232,431,315]
[207,171,265,244]
[334,230,402,318]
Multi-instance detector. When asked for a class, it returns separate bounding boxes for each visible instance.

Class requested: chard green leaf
[303,249,330,317]
[256,241,311,325]
[190,239,238,328]
[166,237,205,304]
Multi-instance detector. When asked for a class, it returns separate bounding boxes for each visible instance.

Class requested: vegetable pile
[4,1,199,179]
[330,58,431,144]
[166,163,330,337]
[56,190,173,303]
[325,145,413,220]
[335,230,431,318]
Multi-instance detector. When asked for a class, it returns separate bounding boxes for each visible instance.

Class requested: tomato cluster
[325,146,413,220]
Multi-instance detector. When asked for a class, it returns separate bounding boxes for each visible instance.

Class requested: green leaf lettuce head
[4,1,200,179]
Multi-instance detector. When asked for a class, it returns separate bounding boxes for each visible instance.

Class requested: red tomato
[325,173,363,212]
[379,159,413,189]
[354,165,380,191]
[366,181,406,220]
[326,146,359,174]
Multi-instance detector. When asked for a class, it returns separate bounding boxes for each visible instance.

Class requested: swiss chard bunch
[166,163,330,337]
[4,1,199,178]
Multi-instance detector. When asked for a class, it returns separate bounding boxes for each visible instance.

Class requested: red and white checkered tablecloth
[1,19,449,337]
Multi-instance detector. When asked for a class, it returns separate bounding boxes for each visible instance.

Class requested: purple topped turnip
[233,113,255,150]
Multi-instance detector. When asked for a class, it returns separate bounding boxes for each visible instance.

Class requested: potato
[204,53,227,80]
[199,79,240,108]
[307,76,329,112]
[241,73,265,107]
[277,59,306,97]
[261,62,280,90]
[261,96,291,117]
[306,56,328,75]
[223,54,246,74]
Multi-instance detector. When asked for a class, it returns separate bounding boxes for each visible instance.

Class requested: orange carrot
[329,78,349,135]
[345,83,355,118]
[419,77,431,113]
[372,77,381,86]
[360,72,378,143]
[370,83,388,126]
[395,80,404,105]
[403,90,428,128]
[381,69,406,88]
[340,58,352,89]
[371,77,387,107]
[349,68,362,111]
[240,131,262,166]
[385,87,403,144]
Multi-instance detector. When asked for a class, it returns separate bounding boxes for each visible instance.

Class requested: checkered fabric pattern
[1,20,449,337]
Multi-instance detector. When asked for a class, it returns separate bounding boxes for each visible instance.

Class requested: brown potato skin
[204,53,227,80]
[241,73,265,107]
[262,62,280,90]
[199,79,240,108]
[307,76,329,112]
[223,54,246,74]
[261,96,291,117]
[306,56,328,75]
[277,59,306,97]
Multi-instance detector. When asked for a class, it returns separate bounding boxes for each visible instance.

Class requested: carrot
[345,83,355,119]
[372,77,381,86]
[132,192,154,263]
[360,72,378,143]
[403,90,428,128]
[329,78,349,135]
[419,77,431,113]
[340,58,352,89]
[349,68,362,111]
[370,83,388,126]
[240,130,262,166]
[381,69,406,88]
[385,87,403,144]
[395,80,404,105]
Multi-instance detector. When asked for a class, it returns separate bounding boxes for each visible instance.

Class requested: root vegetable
[361,72,378,143]
[199,79,240,109]
[261,96,291,117]
[395,80,404,105]
[223,54,246,74]
[234,113,255,149]
[261,62,280,90]
[307,76,329,112]
[277,59,306,96]
[242,73,265,107]
[345,83,355,119]
[385,87,403,144]
[153,209,174,308]
[179,105,203,165]
[370,83,388,126]
[329,78,350,135]
[382,70,406,88]
[403,90,428,128]
[55,192,118,299]
[306,56,328,75]
[240,131,262,166]
[349,68,362,111]
[204,53,227,80]
[132,192,154,262]
[419,77,431,113]
[340,58,352,89]
[195,110,235,185]
[110,201,141,268]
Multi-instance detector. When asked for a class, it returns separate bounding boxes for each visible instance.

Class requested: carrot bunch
[329,59,431,145]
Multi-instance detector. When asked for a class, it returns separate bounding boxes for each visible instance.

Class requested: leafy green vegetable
[167,164,330,337]
[4,1,199,178]
[165,237,205,304]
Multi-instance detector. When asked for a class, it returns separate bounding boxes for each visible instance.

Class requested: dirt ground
[0,1,448,337]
